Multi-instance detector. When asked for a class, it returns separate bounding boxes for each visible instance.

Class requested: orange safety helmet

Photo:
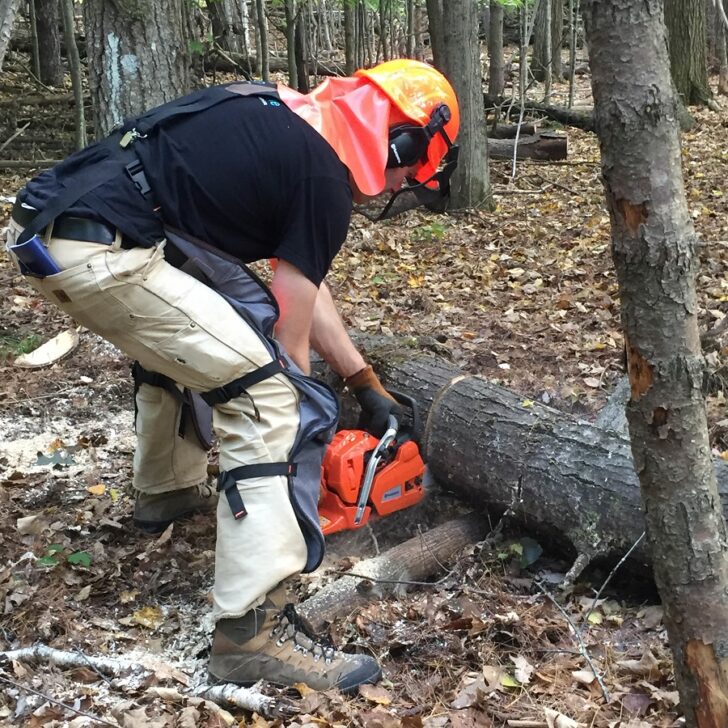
[355,59,460,183]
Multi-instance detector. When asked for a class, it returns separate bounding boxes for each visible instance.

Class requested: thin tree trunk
[294,8,309,92]
[568,0,578,107]
[488,0,504,97]
[60,0,85,149]
[425,0,443,68]
[255,0,269,81]
[27,0,40,79]
[344,0,355,74]
[551,0,563,79]
[583,1,728,725]
[718,1,728,95]
[284,0,298,88]
[35,0,63,86]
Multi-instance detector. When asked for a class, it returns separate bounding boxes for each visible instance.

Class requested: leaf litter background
[1,66,728,728]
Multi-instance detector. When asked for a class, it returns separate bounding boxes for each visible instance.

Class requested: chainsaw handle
[386,390,421,443]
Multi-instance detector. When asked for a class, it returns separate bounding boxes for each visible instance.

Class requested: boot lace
[270,604,337,664]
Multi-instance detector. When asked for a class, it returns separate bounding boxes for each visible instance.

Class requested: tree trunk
[487,0,504,98]
[0,0,22,71]
[583,1,728,725]
[551,0,563,79]
[60,0,85,150]
[294,9,309,92]
[28,0,40,79]
[440,0,492,210]
[533,0,551,85]
[83,0,190,138]
[207,0,247,56]
[568,0,578,107]
[718,2,728,95]
[255,0,269,82]
[343,0,355,74]
[425,0,443,69]
[665,0,714,107]
[35,0,62,86]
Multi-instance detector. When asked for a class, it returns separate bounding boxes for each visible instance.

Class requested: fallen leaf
[616,650,662,680]
[359,683,393,705]
[571,669,595,685]
[511,654,535,685]
[544,707,581,728]
[131,605,164,630]
[75,585,91,601]
[87,484,106,496]
[16,514,44,536]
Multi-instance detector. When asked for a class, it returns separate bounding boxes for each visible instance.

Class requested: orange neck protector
[278,77,393,197]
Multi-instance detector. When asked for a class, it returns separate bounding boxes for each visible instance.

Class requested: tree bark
[665,0,714,107]
[60,0,85,150]
[718,1,728,95]
[35,0,63,86]
[583,1,728,725]
[0,0,22,71]
[439,0,493,210]
[255,0,269,82]
[487,0,504,98]
[425,0,443,69]
[551,0,563,80]
[343,0,355,74]
[84,0,190,138]
[533,0,551,85]
[487,133,567,161]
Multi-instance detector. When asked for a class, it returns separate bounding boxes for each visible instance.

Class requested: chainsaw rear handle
[386,390,422,444]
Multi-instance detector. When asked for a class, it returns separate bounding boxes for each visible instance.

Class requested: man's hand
[345,365,403,437]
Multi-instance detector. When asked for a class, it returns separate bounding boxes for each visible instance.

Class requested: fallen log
[487,122,538,138]
[488,133,567,161]
[314,347,728,576]
[299,512,486,630]
[523,103,595,132]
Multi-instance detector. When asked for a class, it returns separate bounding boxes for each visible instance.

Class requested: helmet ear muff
[385,104,452,169]
[386,124,428,168]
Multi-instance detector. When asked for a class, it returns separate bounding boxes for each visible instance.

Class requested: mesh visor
[354,145,460,222]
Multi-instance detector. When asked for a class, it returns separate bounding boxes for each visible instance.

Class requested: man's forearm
[309,282,366,379]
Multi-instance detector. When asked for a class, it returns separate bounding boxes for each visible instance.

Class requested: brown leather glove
[345,365,402,437]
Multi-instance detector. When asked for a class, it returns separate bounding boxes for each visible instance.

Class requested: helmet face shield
[355,141,459,221]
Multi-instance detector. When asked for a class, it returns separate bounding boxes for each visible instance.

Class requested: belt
[12,197,119,246]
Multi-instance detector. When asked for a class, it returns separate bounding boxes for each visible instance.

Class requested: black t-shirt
[23,94,353,286]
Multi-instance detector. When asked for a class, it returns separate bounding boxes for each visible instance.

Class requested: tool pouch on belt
[164,227,339,573]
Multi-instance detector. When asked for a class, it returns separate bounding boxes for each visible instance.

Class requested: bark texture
[487,0,504,97]
[84,0,190,138]
[665,0,714,106]
[35,0,62,86]
[487,133,566,161]
[0,0,21,71]
[583,1,728,725]
[440,0,492,210]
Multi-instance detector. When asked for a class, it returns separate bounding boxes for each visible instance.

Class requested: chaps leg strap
[217,462,298,520]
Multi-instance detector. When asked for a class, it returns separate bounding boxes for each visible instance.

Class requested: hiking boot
[209,600,381,693]
[133,484,217,534]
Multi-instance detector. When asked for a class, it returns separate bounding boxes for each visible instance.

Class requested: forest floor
[1,57,728,728]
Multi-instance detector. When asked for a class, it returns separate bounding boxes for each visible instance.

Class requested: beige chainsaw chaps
[6,220,307,620]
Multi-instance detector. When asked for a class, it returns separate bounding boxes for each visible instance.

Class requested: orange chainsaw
[319,392,427,536]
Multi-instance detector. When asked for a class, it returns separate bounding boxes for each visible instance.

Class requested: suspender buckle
[125,159,152,196]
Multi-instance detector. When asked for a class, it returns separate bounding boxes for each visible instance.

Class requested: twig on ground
[0,673,118,727]
[328,569,457,587]
[535,581,611,703]
[0,122,31,153]
[560,552,592,591]
[581,531,645,628]
[1,645,292,718]
[0,387,78,406]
